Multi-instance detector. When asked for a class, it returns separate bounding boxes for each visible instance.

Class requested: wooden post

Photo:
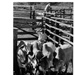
[55,10,57,17]
[43,17,46,33]
[60,9,62,18]
[32,10,36,30]
[41,18,45,33]
[50,21,54,38]
[63,9,65,18]
[30,6,32,19]
[70,24,73,42]
[53,22,56,46]
[33,10,35,19]
[13,29,20,75]
[51,21,55,42]
[70,9,73,19]
[55,23,59,47]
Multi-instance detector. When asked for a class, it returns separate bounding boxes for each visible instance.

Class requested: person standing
[44,3,52,13]
[44,3,52,17]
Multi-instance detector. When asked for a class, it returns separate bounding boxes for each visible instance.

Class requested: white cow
[54,43,73,73]
[31,32,47,56]
[42,42,56,58]
[39,42,56,72]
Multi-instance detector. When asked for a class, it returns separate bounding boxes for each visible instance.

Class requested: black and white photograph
[13,2,73,75]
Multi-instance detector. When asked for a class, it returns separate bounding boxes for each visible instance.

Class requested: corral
[13,2,73,75]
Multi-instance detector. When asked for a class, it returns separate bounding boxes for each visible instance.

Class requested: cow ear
[45,44,50,52]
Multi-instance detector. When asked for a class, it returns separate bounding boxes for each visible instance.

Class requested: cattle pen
[13,2,73,75]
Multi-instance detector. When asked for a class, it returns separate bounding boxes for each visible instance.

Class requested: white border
[0,1,74,75]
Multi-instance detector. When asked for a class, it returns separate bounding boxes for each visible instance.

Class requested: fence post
[30,6,32,19]
[43,17,46,33]
[14,29,20,75]
[55,23,60,47]
[70,9,73,19]
[41,18,44,33]
[33,10,35,19]
[50,21,56,45]
[60,9,62,18]
[55,10,57,17]
[32,10,36,30]
[70,24,73,42]
[63,9,65,18]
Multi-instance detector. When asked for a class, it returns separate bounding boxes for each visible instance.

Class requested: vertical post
[60,9,62,18]
[33,10,35,19]
[32,6,35,30]
[30,6,32,19]
[70,9,72,19]
[43,17,46,33]
[50,7,52,13]
[44,16,51,41]
[51,21,55,45]
[13,29,20,75]
[52,22,56,46]
[55,23,60,47]
[55,10,57,17]
[63,9,65,18]
[70,25,73,42]
[42,17,45,33]
[56,10,58,17]
[32,5,35,19]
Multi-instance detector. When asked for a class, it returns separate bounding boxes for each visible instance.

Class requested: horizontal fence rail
[44,12,73,15]
[13,5,30,7]
[44,17,73,28]
[51,17,73,21]
[14,17,42,22]
[13,4,73,46]
[47,36,58,44]
[14,24,43,28]
[45,23,73,37]
[47,29,73,45]
[43,10,73,46]
[17,37,38,40]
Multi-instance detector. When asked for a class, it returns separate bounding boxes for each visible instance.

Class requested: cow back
[42,42,56,58]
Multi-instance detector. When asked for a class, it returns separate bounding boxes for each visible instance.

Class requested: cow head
[38,32,47,43]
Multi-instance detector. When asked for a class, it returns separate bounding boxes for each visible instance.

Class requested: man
[44,3,53,27]
[44,3,52,13]
[44,3,52,17]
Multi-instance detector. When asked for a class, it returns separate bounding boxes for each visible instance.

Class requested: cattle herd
[17,33,73,75]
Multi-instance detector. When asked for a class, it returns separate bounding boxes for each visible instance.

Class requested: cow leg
[19,68,25,75]
[59,67,62,74]
[56,71,59,75]
[64,64,68,75]
[71,59,73,68]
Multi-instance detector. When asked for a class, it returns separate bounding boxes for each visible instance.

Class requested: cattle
[17,41,38,75]
[54,43,73,74]
[17,41,28,68]
[31,32,47,57]
[21,32,48,75]
[38,42,56,74]
[17,41,29,75]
